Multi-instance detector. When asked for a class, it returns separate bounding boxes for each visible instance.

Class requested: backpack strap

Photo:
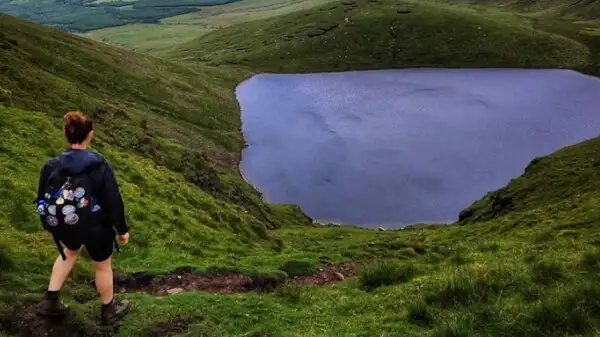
[52,233,67,261]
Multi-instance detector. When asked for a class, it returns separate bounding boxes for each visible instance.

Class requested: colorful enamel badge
[64,213,79,225]
[62,205,76,216]
[46,215,58,227]
[78,198,88,208]
[74,187,85,199]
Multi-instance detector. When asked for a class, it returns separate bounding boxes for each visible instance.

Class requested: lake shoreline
[236,68,600,229]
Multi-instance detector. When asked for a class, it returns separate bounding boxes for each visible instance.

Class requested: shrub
[406,300,434,327]
[530,260,564,285]
[0,244,14,274]
[275,282,303,304]
[426,268,522,308]
[279,260,317,277]
[581,250,600,271]
[359,261,416,291]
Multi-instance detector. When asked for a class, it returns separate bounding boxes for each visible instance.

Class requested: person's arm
[100,163,129,236]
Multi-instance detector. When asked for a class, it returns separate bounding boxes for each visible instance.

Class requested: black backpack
[37,164,102,260]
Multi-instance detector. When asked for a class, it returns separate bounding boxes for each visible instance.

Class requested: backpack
[37,164,102,260]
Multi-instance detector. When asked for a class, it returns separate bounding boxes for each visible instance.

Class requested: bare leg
[94,257,114,304]
[48,248,81,291]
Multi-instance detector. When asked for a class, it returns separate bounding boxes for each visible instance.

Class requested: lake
[236,69,600,228]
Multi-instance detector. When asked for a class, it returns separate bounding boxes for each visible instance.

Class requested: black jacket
[37,148,129,235]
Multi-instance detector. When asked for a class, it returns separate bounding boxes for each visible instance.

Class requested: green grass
[358,261,417,291]
[82,23,213,56]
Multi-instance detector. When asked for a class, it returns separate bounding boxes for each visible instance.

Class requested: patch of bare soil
[0,301,111,337]
[113,262,359,296]
[113,268,257,296]
[292,262,356,286]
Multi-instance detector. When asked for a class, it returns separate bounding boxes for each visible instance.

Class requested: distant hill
[171,0,591,73]
[0,0,243,31]
[464,0,600,19]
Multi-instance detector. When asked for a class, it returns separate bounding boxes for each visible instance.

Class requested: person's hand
[119,232,130,245]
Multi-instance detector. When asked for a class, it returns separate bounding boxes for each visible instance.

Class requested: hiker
[35,111,131,325]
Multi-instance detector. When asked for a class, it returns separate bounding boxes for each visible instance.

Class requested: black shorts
[59,228,116,262]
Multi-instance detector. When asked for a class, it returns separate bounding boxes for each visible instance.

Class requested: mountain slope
[0,11,315,333]
[0,12,301,230]
[171,0,590,72]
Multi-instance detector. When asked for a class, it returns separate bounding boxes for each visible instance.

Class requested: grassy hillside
[171,0,591,73]
[0,12,301,231]
[459,136,600,223]
[82,23,214,56]
[5,110,600,336]
[0,6,317,296]
[82,0,336,56]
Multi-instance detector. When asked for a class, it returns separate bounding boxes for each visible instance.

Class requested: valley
[2,0,600,336]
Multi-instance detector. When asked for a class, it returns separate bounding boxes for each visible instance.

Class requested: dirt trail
[0,262,358,337]
[0,301,113,337]
[113,262,358,296]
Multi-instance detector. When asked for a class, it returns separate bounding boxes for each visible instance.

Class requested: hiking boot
[101,298,130,326]
[37,296,69,317]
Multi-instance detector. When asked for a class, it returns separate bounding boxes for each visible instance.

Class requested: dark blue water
[237,69,600,228]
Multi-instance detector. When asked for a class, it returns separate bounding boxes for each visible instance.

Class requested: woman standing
[36,111,131,326]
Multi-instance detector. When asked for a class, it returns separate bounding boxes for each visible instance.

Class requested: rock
[378,227,386,231]
[167,287,184,295]
[397,9,411,14]
[333,272,345,281]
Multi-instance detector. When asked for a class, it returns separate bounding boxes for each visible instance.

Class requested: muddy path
[0,300,114,337]
[0,261,358,337]
[112,261,357,296]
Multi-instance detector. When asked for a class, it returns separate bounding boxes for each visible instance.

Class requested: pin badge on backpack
[74,187,85,199]
[64,213,79,225]
[56,197,65,205]
[46,215,59,227]
[62,205,76,216]
[48,205,56,216]
[78,198,88,208]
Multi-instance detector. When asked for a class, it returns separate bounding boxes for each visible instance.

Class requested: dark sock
[46,290,60,300]
[102,299,114,310]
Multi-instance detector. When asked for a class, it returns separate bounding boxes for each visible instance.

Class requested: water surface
[237,69,600,228]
